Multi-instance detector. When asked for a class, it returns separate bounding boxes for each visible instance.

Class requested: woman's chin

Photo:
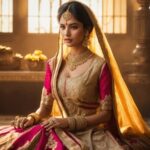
[64,43,74,47]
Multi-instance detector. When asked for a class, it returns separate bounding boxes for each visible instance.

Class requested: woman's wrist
[67,116,88,131]
[27,112,41,124]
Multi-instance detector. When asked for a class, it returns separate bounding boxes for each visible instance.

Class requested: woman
[0,1,150,149]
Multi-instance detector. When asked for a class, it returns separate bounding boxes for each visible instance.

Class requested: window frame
[0,0,131,37]
[0,0,13,33]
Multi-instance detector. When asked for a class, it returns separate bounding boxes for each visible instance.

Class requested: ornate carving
[137,0,150,7]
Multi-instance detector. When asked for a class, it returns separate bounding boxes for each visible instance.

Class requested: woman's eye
[60,25,65,30]
[71,26,78,29]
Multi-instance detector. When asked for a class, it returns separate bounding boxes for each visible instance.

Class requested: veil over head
[52,0,150,137]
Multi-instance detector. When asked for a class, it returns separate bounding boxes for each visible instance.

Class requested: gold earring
[82,32,89,47]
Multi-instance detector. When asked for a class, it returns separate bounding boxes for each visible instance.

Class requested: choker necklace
[65,49,93,71]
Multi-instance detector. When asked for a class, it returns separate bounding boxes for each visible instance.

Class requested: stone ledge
[124,73,150,84]
[0,71,45,82]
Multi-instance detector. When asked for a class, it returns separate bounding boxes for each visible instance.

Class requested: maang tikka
[63,6,72,22]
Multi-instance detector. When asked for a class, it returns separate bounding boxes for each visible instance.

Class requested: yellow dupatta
[51,1,150,137]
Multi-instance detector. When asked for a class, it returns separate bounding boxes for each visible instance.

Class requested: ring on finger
[49,120,56,125]
[20,117,26,128]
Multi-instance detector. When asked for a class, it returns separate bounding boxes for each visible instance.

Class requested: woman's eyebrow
[60,22,79,26]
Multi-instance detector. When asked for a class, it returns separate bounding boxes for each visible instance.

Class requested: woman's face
[59,13,85,47]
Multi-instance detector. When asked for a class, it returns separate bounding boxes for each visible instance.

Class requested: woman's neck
[69,46,87,56]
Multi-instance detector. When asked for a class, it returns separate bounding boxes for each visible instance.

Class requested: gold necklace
[65,49,93,71]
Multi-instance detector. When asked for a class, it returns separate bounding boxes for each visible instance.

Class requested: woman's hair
[57,1,93,33]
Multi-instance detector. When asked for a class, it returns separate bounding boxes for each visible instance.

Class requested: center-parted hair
[57,1,93,33]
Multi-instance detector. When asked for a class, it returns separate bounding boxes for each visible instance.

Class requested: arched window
[77,0,127,34]
[28,0,127,34]
[0,0,13,33]
[28,0,68,33]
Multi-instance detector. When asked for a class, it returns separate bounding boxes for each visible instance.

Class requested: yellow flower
[31,54,40,61]
[24,54,32,60]
[24,50,47,61]
[39,54,47,61]
[34,50,42,55]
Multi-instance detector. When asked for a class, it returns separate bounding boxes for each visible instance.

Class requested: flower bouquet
[24,50,47,71]
[0,45,23,70]
[0,45,13,65]
[12,53,23,70]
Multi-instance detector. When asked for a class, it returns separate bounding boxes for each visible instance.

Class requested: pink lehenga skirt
[0,124,124,150]
[0,125,65,150]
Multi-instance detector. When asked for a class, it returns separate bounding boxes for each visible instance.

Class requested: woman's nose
[64,27,70,36]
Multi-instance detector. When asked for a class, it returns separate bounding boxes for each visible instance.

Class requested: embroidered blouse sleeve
[36,61,54,117]
[99,63,112,111]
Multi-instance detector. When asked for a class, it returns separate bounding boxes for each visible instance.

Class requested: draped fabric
[0,125,65,150]
[84,4,150,136]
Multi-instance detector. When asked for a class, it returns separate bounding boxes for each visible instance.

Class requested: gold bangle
[27,112,41,124]
[67,116,88,131]
[67,117,76,131]
[75,116,88,131]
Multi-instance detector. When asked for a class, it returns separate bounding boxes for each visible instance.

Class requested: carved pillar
[124,0,150,118]
[125,0,150,82]
[133,0,150,64]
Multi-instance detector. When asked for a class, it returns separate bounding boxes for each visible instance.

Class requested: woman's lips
[64,39,72,43]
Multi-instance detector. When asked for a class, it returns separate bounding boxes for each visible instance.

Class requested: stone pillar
[133,0,150,64]
[124,0,150,118]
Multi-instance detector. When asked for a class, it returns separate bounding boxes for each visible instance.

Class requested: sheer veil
[52,1,150,137]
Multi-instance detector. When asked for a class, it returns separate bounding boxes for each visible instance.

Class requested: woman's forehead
[59,13,82,25]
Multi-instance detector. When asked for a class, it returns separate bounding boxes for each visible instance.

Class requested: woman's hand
[42,117,68,132]
[11,116,34,129]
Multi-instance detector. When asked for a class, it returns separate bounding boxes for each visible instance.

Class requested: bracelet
[27,112,41,124]
[67,117,76,131]
[67,116,88,131]
[75,116,88,130]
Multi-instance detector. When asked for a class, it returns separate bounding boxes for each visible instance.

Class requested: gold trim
[52,49,68,118]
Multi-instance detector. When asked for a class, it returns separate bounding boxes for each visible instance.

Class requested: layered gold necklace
[65,49,93,71]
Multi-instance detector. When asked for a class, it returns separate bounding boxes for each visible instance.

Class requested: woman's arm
[13,61,54,129]
[85,110,112,127]
[35,89,53,119]
[35,62,54,119]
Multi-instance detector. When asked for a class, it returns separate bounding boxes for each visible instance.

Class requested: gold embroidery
[45,133,57,150]
[63,99,97,117]
[57,55,105,117]
[40,87,53,107]
[65,49,93,71]
[100,95,112,111]
[55,129,82,150]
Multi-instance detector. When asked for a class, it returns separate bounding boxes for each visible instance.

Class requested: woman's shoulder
[47,56,57,71]
[92,53,106,67]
